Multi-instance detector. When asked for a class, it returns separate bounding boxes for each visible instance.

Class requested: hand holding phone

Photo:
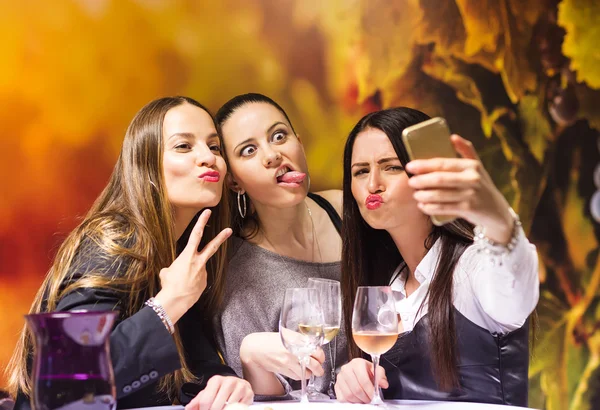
[401,117,457,226]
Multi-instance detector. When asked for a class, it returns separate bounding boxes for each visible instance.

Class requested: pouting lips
[276,170,306,184]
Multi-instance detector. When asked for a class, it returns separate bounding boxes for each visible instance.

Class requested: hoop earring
[306,173,311,192]
[237,191,247,218]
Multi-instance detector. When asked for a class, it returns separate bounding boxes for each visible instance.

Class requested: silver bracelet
[473,207,522,258]
[145,297,175,335]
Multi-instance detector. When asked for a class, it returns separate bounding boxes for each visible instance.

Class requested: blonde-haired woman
[6,96,253,410]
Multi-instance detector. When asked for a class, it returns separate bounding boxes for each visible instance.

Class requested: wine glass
[279,288,324,404]
[352,286,399,406]
[306,278,341,400]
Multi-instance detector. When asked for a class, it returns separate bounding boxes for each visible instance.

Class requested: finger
[312,347,326,364]
[243,387,254,404]
[194,376,222,410]
[184,209,212,255]
[335,374,361,403]
[198,227,233,263]
[187,392,208,410]
[413,188,476,204]
[306,357,324,377]
[184,393,200,410]
[451,134,481,161]
[418,201,469,217]
[282,361,303,380]
[347,364,374,403]
[209,378,236,410]
[368,365,389,389]
[406,157,476,175]
[408,170,481,190]
[226,382,247,405]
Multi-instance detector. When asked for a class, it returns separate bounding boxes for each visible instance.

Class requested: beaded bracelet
[145,297,175,335]
[473,207,522,257]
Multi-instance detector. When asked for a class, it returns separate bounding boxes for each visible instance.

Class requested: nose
[262,148,282,168]
[195,145,217,168]
[367,169,385,194]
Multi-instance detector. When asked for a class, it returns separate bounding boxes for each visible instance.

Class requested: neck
[173,207,201,241]
[387,217,431,277]
[252,198,313,253]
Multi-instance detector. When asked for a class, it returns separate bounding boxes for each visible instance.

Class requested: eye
[174,143,192,150]
[353,168,368,177]
[209,143,222,153]
[385,165,404,172]
[271,131,287,143]
[240,145,257,157]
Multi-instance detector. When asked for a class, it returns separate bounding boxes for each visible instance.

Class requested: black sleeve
[49,237,182,400]
[177,303,238,405]
[55,288,181,399]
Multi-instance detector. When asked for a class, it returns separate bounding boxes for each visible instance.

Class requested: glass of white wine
[305,277,341,400]
[279,287,325,403]
[352,286,399,406]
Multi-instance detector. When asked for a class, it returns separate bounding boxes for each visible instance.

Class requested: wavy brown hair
[5,96,230,400]
[341,107,474,391]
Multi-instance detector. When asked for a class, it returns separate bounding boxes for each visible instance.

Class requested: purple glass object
[25,311,117,410]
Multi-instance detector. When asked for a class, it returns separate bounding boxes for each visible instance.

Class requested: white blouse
[390,227,539,335]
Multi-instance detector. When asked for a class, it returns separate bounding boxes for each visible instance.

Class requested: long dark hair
[341,107,474,391]
[215,93,297,239]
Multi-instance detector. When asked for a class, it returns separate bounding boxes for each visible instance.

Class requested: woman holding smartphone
[335,107,539,406]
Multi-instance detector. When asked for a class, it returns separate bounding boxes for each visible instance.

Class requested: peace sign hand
[154,209,232,324]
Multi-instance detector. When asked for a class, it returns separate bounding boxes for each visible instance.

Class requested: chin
[253,185,308,208]
[359,209,391,230]
[363,218,388,230]
[196,189,223,209]
[276,189,308,207]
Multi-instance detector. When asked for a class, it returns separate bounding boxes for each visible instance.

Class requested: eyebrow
[168,132,219,141]
[233,122,288,151]
[169,132,194,141]
[267,121,286,134]
[234,137,255,152]
[351,157,399,169]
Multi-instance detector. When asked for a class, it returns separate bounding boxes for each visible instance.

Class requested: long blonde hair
[5,96,230,401]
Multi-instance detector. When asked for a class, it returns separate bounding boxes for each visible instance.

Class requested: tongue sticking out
[277,171,306,184]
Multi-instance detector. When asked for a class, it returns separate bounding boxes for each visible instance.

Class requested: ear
[226,173,244,194]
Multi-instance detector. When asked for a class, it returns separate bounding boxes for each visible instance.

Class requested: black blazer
[14,239,236,410]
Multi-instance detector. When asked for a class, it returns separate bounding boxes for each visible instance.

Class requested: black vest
[381,309,529,406]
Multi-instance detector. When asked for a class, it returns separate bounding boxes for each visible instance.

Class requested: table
[131,400,536,409]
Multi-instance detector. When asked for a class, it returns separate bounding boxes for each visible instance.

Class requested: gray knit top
[214,236,347,395]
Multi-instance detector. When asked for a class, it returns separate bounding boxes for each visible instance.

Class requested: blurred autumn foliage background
[1,0,599,408]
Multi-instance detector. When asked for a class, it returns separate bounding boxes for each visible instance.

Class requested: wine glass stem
[307,372,316,393]
[371,354,383,405]
[300,356,310,403]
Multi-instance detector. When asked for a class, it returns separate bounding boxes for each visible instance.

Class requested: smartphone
[401,117,457,226]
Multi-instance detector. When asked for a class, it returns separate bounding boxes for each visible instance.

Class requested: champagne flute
[352,286,399,406]
[279,288,324,403]
[306,278,341,400]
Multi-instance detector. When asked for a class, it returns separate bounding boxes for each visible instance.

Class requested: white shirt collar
[390,238,442,296]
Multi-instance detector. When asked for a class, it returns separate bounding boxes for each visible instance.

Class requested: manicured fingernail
[405,162,415,172]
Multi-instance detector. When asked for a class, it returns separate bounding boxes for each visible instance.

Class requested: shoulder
[314,189,343,217]
[67,216,141,281]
